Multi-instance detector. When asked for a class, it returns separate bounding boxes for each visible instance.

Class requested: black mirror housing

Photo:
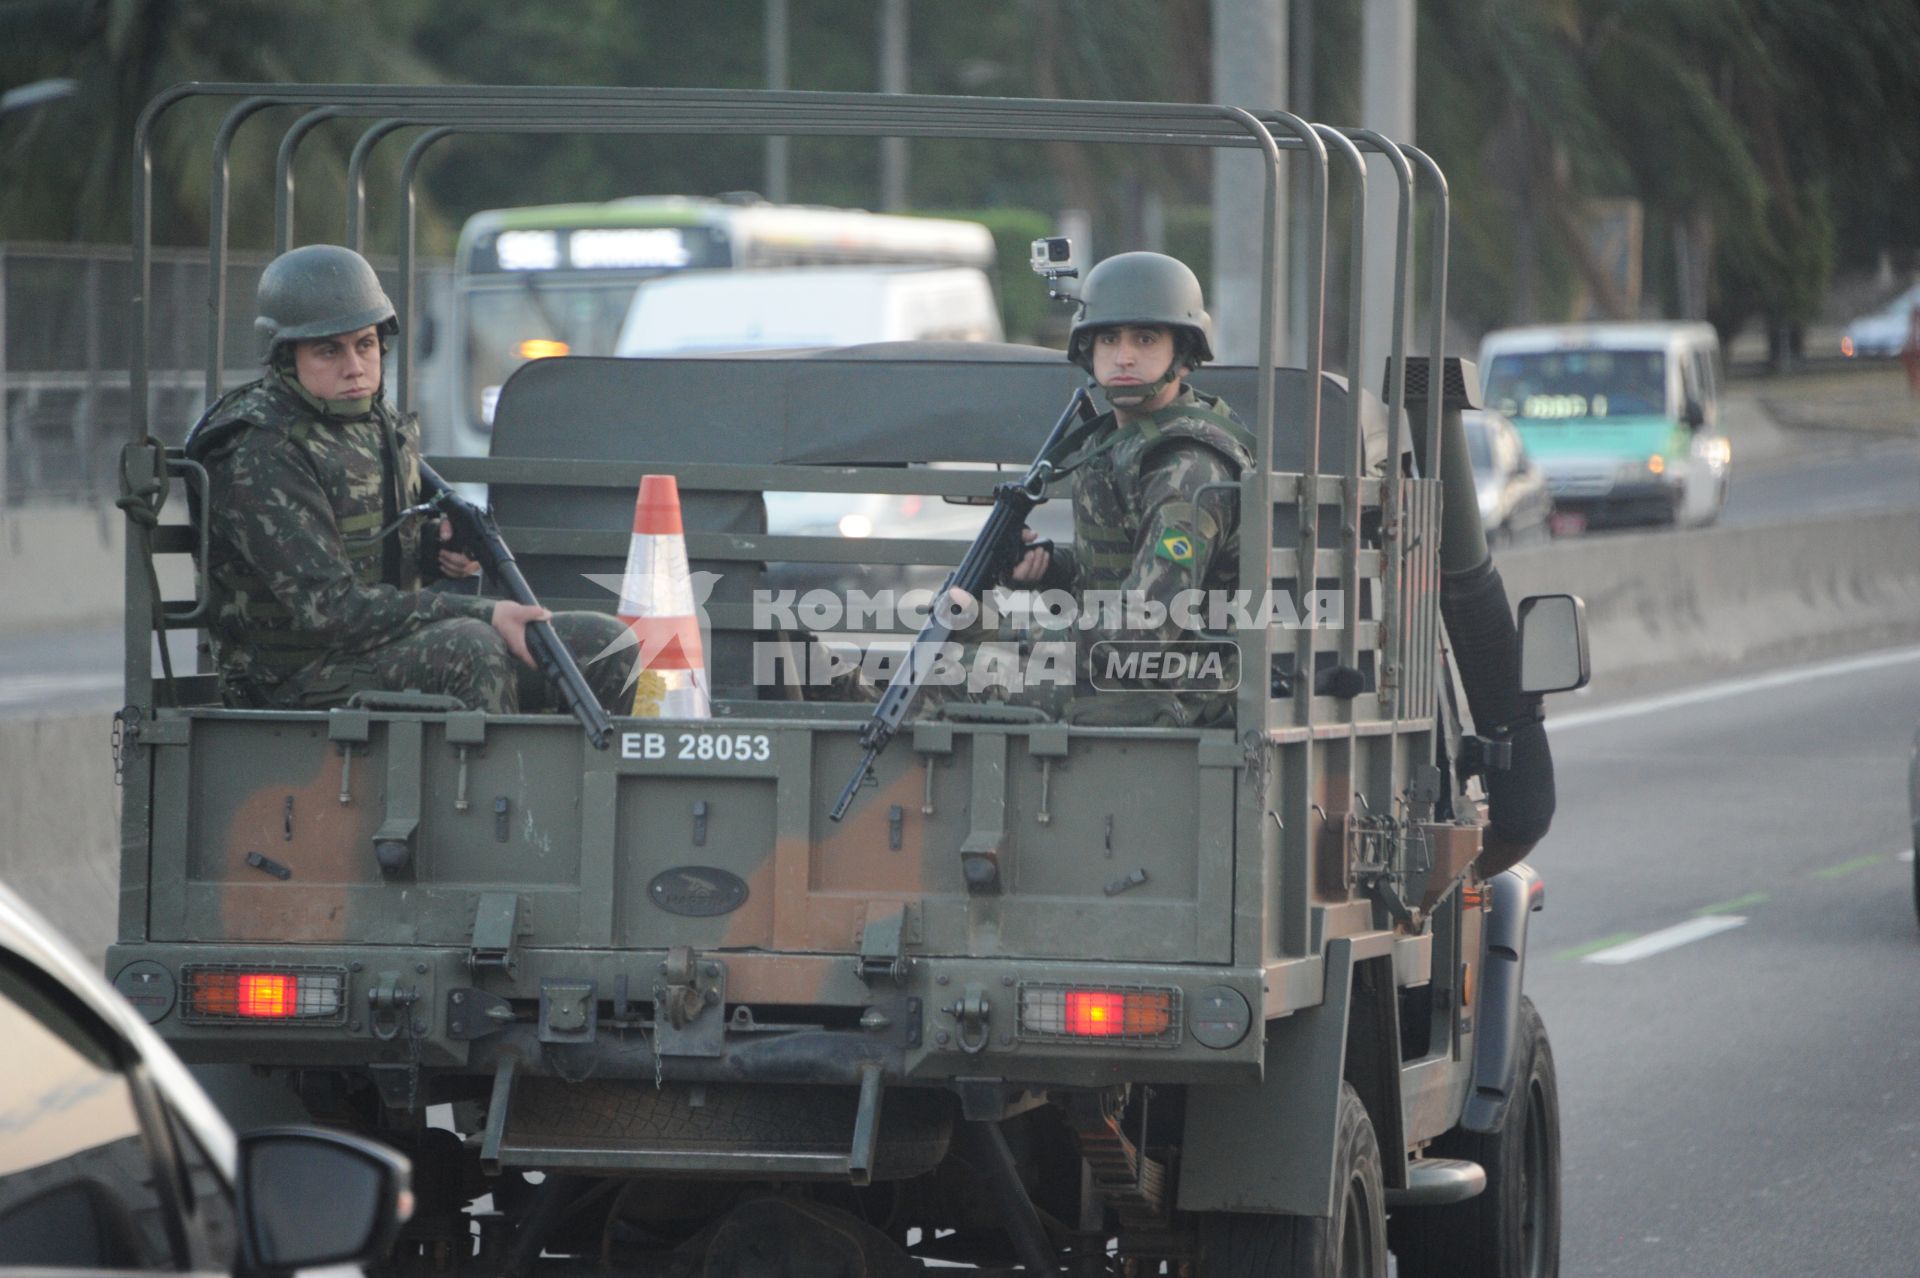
[1682,397,1705,429]
[237,1127,411,1275]
[1516,593,1590,695]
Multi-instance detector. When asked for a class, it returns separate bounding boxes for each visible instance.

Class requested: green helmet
[255,244,398,361]
[1067,251,1214,371]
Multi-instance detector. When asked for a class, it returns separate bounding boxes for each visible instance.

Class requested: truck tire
[1194,1083,1386,1278]
[1391,997,1561,1278]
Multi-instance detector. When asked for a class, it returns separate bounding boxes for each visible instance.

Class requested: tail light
[1018,984,1181,1047]
[180,965,347,1025]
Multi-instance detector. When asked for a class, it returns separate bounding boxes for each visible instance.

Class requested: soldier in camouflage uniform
[1004,252,1255,726]
[186,244,630,713]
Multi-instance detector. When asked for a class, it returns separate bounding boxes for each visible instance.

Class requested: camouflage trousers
[267,611,633,714]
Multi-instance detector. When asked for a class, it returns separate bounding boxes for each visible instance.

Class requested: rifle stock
[418,463,614,750]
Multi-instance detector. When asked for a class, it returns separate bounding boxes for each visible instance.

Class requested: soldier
[187,244,631,713]
[1005,251,1255,726]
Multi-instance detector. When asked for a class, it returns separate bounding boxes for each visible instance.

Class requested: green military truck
[108,87,1586,1277]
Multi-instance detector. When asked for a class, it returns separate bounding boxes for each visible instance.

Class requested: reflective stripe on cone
[618,474,711,719]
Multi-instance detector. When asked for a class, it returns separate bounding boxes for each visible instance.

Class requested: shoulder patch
[1154,530,1201,565]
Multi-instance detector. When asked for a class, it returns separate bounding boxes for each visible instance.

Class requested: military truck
[107,86,1586,1277]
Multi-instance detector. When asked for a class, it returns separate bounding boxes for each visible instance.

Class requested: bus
[445,195,996,454]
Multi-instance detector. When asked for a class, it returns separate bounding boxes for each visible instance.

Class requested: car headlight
[838,512,874,539]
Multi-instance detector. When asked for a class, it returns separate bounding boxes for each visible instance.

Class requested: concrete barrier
[1,503,195,633]
[1498,510,1920,693]
[0,710,119,962]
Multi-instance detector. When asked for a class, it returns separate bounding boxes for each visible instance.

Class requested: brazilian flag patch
[1154,531,1200,565]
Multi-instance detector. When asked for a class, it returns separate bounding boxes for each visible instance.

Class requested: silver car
[0,884,411,1273]
[1464,409,1554,547]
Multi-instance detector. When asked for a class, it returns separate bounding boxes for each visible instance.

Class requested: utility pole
[879,0,909,211]
[1210,0,1289,366]
[764,0,790,202]
[1359,0,1416,399]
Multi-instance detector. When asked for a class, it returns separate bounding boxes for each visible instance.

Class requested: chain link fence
[1,243,448,508]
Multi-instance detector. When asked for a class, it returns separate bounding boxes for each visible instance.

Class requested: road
[0,623,194,716]
[1722,433,1920,526]
[1529,646,1920,1277]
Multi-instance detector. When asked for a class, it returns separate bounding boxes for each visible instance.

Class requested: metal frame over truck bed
[108,85,1561,1277]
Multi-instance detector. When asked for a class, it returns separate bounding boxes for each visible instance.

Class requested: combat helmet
[1067,251,1215,372]
[255,244,398,362]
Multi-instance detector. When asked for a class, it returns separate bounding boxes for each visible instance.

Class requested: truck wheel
[1195,1083,1386,1277]
[1390,997,1561,1278]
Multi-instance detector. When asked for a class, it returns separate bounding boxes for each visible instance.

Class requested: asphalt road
[0,623,194,716]
[1528,645,1920,1277]
[1721,433,1920,527]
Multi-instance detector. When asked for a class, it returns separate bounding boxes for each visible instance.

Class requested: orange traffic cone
[618,475,711,718]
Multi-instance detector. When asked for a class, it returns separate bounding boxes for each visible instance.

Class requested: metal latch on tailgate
[468,893,522,978]
[653,946,727,1057]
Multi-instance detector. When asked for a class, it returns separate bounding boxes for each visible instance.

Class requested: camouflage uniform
[187,369,630,713]
[1028,385,1254,726]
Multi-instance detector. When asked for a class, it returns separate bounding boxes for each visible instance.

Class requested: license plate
[619,729,774,764]
[1549,511,1587,536]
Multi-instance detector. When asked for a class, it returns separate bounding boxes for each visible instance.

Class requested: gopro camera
[1029,236,1077,280]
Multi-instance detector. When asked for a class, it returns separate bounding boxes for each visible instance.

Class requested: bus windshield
[465,280,644,428]
[450,198,995,443]
[1482,349,1666,421]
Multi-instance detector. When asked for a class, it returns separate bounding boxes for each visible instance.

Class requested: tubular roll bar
[127,83,1454,966]
[129,85,1309,724]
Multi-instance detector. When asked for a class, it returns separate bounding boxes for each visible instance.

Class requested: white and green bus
[447,195,996,453]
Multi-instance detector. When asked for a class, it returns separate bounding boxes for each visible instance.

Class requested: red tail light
[180,965,347,1025]
[1020,985,1180,1044]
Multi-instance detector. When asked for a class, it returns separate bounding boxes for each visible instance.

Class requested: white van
[613,265,1003,356]
[1477,322,1732,530]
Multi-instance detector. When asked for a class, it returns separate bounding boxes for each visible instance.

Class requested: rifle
[417,462,614,751]
[830,385,1096,821]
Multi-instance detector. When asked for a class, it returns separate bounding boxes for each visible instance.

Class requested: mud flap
[1461,864,1541,1134]
[1175,938,1357,1216]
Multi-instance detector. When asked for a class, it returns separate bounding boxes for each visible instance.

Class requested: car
[1463,408,1553,547]
[614,265,1003,356]
[1840,283,1920,359]
[765,459,1075,597]
[0,882,411,1274]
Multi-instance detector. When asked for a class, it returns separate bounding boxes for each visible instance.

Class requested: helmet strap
[1099,362,1183,411]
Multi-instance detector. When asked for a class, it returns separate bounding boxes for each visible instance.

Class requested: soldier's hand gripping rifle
[829,386,1095,821]
[417,462,614,751]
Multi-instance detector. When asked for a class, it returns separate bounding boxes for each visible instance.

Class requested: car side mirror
[1682,397,1705,429]
[237,1127,411,1275]
[1516,593,1590,695]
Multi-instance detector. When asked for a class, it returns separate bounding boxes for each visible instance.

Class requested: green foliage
[3,0,1919,360]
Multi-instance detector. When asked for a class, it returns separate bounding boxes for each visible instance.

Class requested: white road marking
[1580,915,1748,965]
[1549,645,1920,733]
[1899,849,1915,864]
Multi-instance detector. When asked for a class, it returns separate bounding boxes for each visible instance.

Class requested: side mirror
[1516,593,1590,695]
[1682,397,1705,429]
[237,1127,411,1275]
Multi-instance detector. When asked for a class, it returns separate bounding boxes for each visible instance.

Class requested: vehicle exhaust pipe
[1404,357,1554,876]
